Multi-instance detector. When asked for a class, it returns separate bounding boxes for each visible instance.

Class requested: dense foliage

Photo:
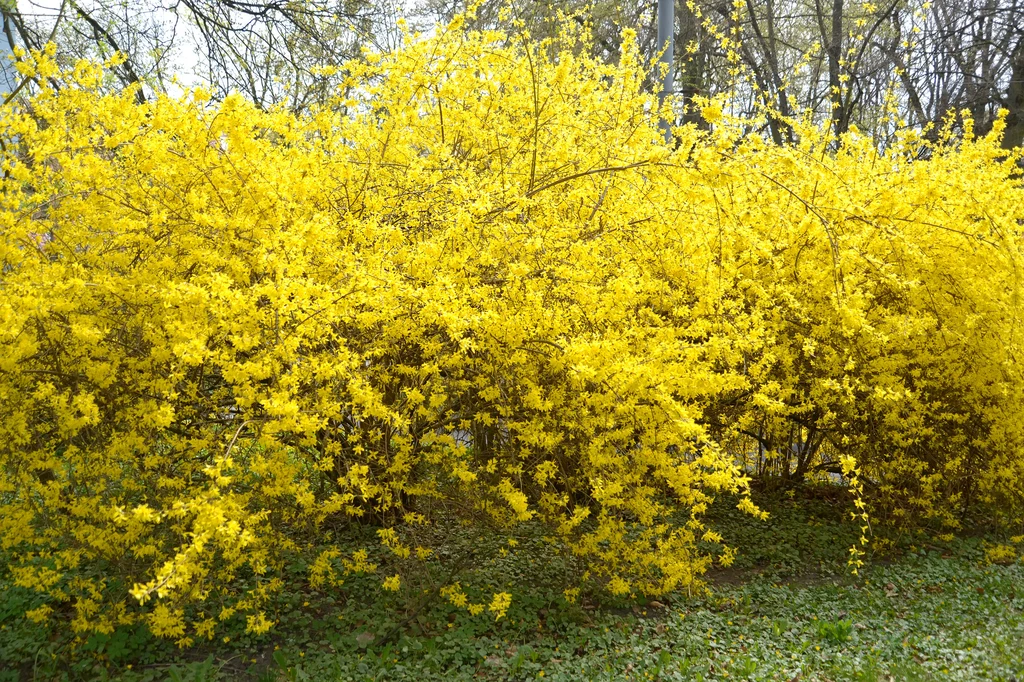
[1,21,1022,645]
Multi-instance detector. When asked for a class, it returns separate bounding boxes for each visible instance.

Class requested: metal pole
[656,0,675,141]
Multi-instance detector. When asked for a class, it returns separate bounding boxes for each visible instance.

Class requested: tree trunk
[1003,36,1024,149]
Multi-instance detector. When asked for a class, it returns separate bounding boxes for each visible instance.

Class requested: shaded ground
[3,490,1023,681]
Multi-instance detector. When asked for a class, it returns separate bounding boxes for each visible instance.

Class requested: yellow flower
[2,12,1023,648]
[488,592,512,620]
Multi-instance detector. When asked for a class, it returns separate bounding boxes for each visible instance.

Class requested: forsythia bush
[1,22,1022,641]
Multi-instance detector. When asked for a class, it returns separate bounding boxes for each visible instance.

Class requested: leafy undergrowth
[4,489,1023,681]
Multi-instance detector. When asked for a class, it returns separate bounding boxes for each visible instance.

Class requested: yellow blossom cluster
[1,17,1022,642]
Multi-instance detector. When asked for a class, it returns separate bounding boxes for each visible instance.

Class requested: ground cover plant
[3,490,1024,680]
[1,11,1023,679]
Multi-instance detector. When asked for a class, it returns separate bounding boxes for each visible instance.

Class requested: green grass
[4,489,1024,681]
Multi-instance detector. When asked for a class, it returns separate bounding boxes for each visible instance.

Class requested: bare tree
[679,0,1023,147]
[3,0,384,111]
[911,0,1024,146]
[2,0,1022,146]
